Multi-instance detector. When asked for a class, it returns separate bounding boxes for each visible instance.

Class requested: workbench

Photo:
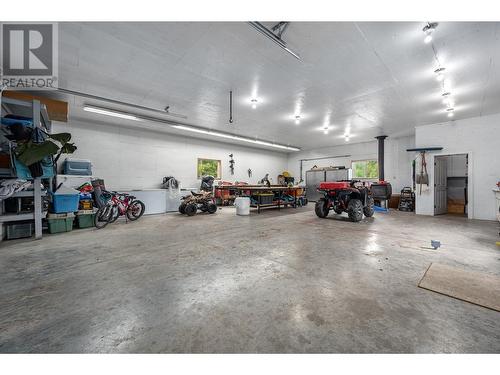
[214,185,306,213]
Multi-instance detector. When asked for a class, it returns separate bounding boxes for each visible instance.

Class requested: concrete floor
[0,206,499,353]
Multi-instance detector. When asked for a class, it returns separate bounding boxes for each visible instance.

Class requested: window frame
[197,158,222,180]
[351,159,379,180]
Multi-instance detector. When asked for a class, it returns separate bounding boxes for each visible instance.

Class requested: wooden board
[2,91,68,122]
[418,263,500,312]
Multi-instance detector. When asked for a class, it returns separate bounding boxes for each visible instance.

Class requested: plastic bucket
[235,197,250,216]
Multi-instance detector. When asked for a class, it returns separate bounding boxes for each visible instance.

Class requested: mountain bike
[94,191,145,229]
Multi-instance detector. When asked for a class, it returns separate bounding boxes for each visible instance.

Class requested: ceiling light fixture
[171,125,300,151]
[83,105,141,121]
[248,22,301,60]
[251,99,258,109]
[434,67,446,81]
[422,22,438,44]
[295,115,301,125]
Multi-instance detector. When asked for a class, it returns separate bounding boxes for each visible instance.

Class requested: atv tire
[363,196,375,217]
[207,203,217,214]
[178,202,186,214]
[315,198,329,218]
[185,203,197,216]
[333,206,344,214]
[347,199,363,222]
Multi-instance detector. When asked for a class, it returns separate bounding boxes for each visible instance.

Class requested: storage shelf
[0,211,47,223]
[10,190,48,197]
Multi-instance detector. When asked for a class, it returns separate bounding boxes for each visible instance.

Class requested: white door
[434,156,448,215]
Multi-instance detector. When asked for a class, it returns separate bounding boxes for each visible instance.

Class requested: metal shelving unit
[0,97,52,240]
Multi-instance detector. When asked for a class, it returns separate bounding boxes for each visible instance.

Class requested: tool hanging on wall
[229,154,235,175]
[229,90,233,124]
[416,151,429,195]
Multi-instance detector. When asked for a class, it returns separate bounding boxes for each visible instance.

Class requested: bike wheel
[126,200,145,221]
[108,206,120,223]
[94,205,113,229]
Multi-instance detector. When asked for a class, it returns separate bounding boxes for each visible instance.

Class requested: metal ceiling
[54,22,500,151]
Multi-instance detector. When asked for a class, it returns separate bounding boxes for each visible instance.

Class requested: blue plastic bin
[1,116,33,127]
[51,192,79,213]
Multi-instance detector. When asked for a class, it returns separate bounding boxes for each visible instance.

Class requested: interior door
[434,156,448,215]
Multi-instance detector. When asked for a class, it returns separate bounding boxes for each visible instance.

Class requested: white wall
[286,135,415,193]
[415,112,500,220]
[53,119,288,190]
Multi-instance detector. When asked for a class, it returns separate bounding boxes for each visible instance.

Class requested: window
[197,158,221,179]
[352,159,378,179]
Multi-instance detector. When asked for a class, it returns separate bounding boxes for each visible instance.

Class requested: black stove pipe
[375,135,388,181]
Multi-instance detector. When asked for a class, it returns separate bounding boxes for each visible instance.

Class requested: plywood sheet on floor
[418,263,500,312]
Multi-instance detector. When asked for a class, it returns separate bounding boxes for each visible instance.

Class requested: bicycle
[94,191,145,229]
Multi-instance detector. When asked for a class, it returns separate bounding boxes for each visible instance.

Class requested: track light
[251,99,258,109]
[434,67,446,81]
[423,22,438,44]
[83,105,141,121]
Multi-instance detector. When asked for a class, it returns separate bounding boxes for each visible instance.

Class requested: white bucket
[235,197,250,216]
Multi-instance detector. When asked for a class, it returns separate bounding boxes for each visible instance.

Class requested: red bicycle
[94,191,145,229]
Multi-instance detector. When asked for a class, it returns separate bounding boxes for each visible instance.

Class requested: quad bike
[315,180,374,222]
[178,191,217,216]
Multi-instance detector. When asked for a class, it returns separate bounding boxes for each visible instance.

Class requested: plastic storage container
[235,197,250,216]
[51,186,80,213]
[63,158,92,176]
[4,221,34,240]
[253,193,274,205]
[76,212,95,228]
[47,214,74,234]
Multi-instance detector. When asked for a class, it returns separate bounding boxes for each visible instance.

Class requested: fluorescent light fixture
[171,125,300,151]
[248,22,301,60]
[83,105,141,121]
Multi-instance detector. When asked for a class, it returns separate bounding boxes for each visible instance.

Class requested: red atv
[315,180,374,222]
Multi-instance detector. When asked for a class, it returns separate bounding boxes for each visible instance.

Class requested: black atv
[315,180,374,222]
[178,191,217,216]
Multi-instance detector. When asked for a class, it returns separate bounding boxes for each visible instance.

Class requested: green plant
[15,132,77,166]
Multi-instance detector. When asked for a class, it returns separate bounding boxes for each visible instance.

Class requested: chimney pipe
[375,135,388,181]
